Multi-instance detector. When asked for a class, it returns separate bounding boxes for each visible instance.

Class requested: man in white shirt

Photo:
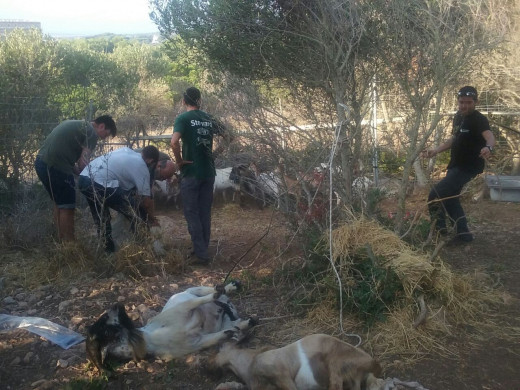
[78,146,159,252]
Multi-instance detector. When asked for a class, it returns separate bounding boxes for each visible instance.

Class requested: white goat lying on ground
[86,281,256,372]
[213,333,382,390]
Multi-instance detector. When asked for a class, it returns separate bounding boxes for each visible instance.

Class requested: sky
[0,0,159,37]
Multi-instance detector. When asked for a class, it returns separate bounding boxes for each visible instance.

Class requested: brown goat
[214,333,382,390]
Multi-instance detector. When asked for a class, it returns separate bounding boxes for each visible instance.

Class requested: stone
[70,316,83,325]
[58,300,73,312]
[10,356,21,365]
[23,351,34,364]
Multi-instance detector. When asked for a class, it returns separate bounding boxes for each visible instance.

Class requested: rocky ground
[0,195,519,390]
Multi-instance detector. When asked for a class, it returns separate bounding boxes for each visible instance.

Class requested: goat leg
[225,280,242,293]
[85,335,105,372]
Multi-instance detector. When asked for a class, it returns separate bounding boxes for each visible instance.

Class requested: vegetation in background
[151,0,512,234]
[0,30,204,217]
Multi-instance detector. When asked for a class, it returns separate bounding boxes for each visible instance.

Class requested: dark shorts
[34,156,76,209]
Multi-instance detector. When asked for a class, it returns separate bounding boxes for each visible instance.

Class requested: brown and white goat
[86,282,256,371]
[214,333,382,390]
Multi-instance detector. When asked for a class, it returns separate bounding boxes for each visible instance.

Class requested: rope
[327,104,362,347]
[222,207,276,284]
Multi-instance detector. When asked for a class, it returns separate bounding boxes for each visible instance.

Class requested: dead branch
[413,294,428,329]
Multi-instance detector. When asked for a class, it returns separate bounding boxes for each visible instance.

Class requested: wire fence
[2,90,520,218]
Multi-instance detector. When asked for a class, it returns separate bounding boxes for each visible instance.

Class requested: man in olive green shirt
[35,115,117,241]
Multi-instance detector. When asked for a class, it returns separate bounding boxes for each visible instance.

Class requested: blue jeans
[428,167,476,234]
[180,176,215,259]
[78,176,145,250]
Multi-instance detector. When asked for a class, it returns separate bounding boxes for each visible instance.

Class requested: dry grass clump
[331,219,408,261]
[114,242,184,278]
[1,233,183,289]
[4,241,96,288]
[305,217,507,360]
[368,306,454,363]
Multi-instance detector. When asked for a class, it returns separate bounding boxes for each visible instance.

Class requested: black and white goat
[86,281,256,372]
[214,167,241,203]
[213,333,383,390]
[153,176,181,207]
[214,165,258,204]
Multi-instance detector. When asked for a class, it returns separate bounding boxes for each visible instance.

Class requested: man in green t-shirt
[34,115,117,242]
[171,87,229,265]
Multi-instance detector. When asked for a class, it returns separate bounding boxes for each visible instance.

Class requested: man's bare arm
[74,147,91,174]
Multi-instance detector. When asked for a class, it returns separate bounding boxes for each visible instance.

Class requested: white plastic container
[485,175,520,202]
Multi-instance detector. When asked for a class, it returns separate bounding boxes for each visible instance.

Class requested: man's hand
[422,149,437,158]
[176,159,193,168]
[479,146,492,159]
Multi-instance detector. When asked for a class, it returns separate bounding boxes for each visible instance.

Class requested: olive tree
[151,0,511,230]
[0,29,62,185]
[151,0,380,207]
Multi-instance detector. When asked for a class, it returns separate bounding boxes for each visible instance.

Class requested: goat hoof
[224,329,236,339]
[229,280,242,292]
[248,316,259,327]
[214,284,226,298]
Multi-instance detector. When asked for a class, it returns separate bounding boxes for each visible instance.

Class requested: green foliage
[378,149,406,175]
[151,0,372,88]
[0,29,200,188]
[366,187,387,216]
[408,217,431,244]
[160,36,204,101]
[53,42,141,118]
[293,233,404,327]
[112,42,172,81]
[152,0,280,79]
[342,248,404,326]
[0,29,62,183]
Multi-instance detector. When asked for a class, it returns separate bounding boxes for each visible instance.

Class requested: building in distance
[0,20,41,36]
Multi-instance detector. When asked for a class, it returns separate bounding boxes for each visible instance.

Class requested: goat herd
[87,281,384,390]
[153,161,372,220]
[152,163,309,211]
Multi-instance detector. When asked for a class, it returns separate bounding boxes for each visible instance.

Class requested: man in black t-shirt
[423,86,495,242]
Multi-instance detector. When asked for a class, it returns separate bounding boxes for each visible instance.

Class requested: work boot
[455,232,474,242]
[187,254,210,266]
[448,232,474,246]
